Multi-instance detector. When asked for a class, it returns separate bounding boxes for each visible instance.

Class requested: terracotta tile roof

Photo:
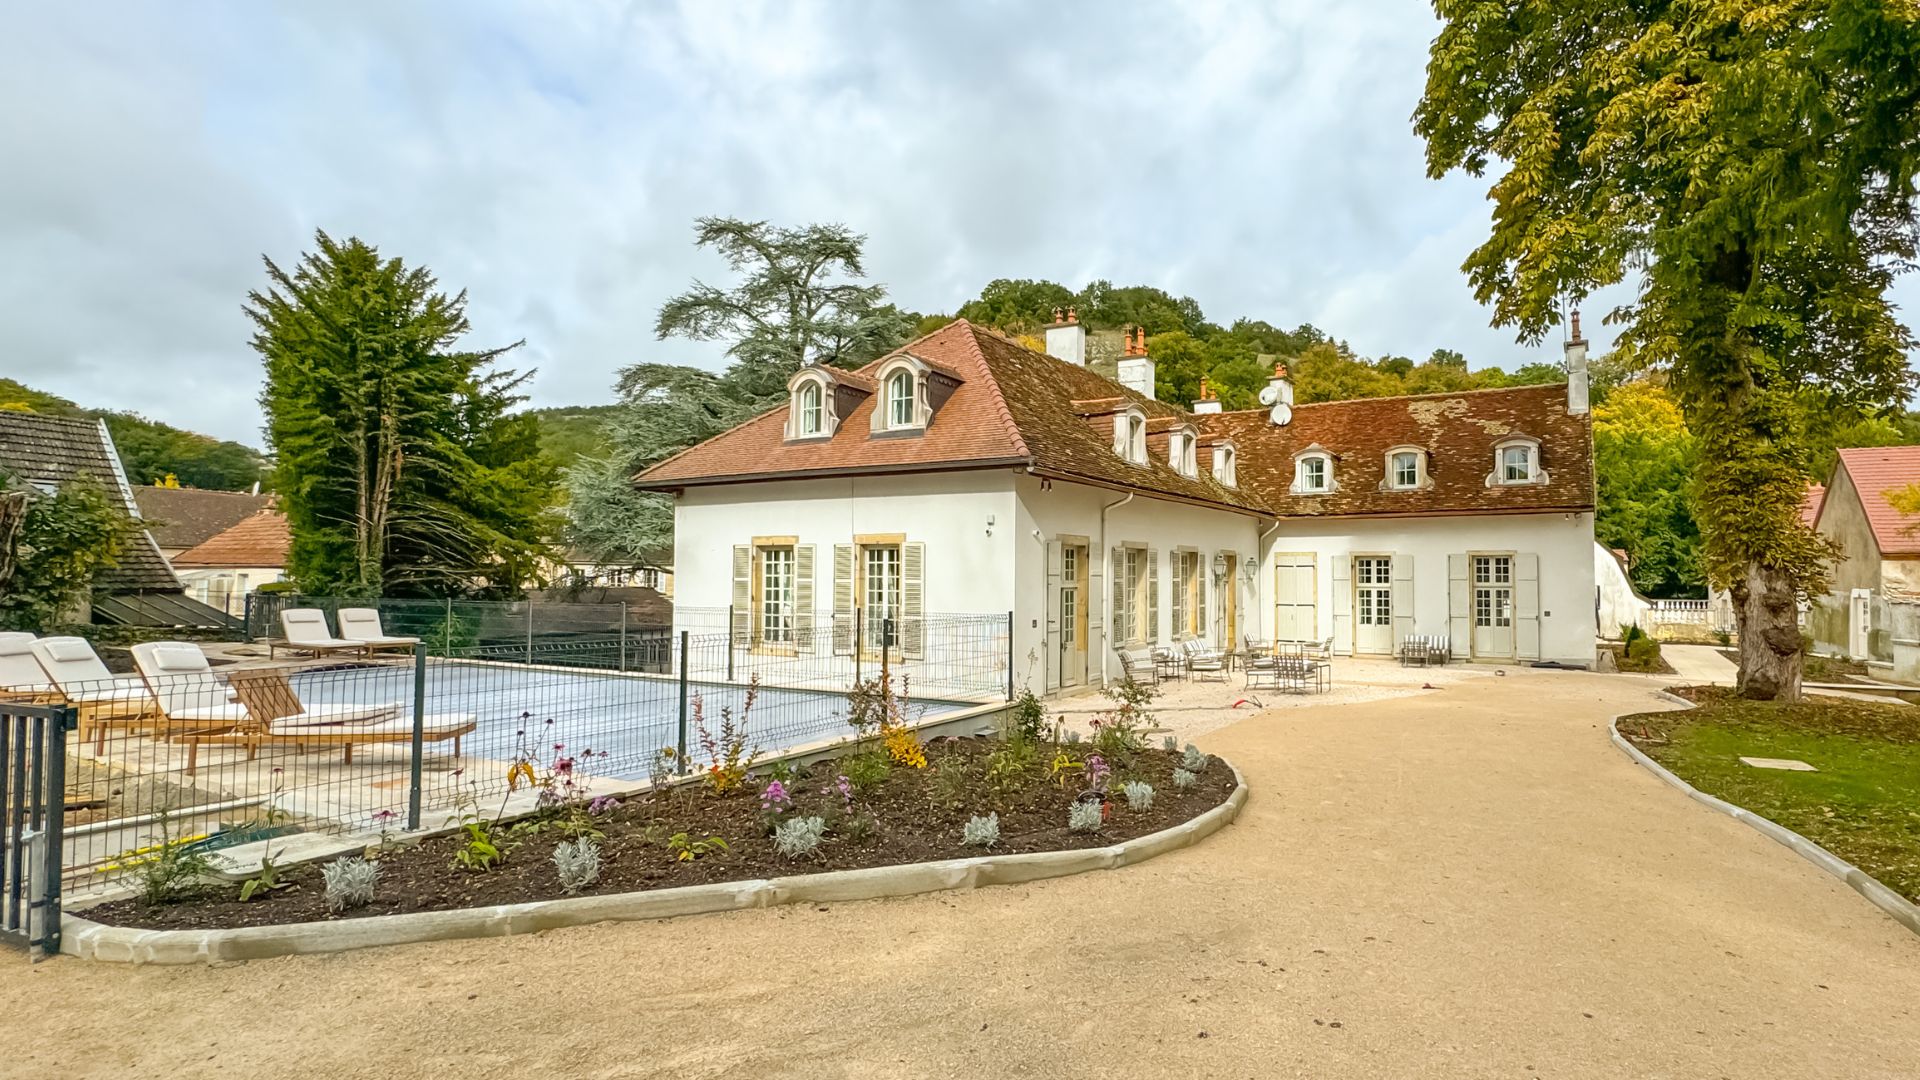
[0,412,180,591]
[1800,484,1826,528]
[132,485,272,551]
[636,320,1594,520]
[1834,447,1920,556]
[1202,384,1593,518]
[172,507,291,568]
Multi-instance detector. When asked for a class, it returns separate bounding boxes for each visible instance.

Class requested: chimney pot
[1066,306,1078,325]
[1052,307,1064,325]
[1570,308,1585,343]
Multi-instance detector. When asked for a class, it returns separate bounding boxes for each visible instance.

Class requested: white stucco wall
[1594,543,1651,639]
[1011,475,1262,692]
[1256,512,1597,667]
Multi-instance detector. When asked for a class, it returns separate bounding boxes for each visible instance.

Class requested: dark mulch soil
[85,738,1237,931]
[1604,642,1676,675]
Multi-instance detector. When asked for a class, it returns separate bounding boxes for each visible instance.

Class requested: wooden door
[1273,554,1317,643]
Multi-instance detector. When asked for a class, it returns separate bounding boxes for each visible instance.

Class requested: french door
[1353,556,1393,654]
[1471,554,1515,659]
[1059,544,1088,686]
[862,544,902,655]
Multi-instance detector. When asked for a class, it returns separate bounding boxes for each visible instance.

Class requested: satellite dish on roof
[1257,384,1281,407]
[1269,402,1292,427]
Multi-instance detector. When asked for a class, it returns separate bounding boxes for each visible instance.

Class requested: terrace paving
[6,668,1919,1078]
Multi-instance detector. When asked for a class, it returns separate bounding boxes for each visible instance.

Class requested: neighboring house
[0,412,233,627]
[1805,448,1920,660]
[553,553,674,597]
[132,484,271,560]
[635,317,1597,696]
[171,506,290,616]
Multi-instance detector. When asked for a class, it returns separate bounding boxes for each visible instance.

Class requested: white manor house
[637,315,1598,696]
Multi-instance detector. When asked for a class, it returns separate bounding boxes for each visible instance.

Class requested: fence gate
[1,703,74,961]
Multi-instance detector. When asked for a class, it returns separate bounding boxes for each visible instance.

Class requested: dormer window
[1212,443,1237,487]
[1292,447,1336,494]
[886,370,915,428]
[1169,425,1198,478]
[1114,407,1148,465]
[1382,446,1429,491]
[784,369,841,441]
[1489,436,1546,486]
[797,382,824,436]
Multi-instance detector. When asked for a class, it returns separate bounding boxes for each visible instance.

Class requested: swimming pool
[288,660,979,780]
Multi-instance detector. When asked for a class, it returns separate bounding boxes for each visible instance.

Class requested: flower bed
[83,681,1237,933]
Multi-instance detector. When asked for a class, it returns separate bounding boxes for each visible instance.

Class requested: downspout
[1098,492,1135,686]
[1257,516,1283,639]
[1030,528,1049,692]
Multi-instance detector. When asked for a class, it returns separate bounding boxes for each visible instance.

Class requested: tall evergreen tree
[566,218,916,569]
[249,231,557,598]
[1417,1,1920,699]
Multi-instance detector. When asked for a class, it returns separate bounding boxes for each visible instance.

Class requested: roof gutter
[635,456,1033,492]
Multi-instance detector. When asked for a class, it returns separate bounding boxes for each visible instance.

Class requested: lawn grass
[1618,687,1920,903]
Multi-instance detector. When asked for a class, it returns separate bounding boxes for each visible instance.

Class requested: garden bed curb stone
[1610,695,1920,938]
[60,762,1248,965]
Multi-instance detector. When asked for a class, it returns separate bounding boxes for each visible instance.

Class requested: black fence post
[726,604,735,681]
[619,602,629,672]
[242,591,255,643]
[854,607,863,687]
[1007,610,1016,701]
[881,617,894,688]
[406,647,427,831]
[35,707,72,959]
[676,630,690,767]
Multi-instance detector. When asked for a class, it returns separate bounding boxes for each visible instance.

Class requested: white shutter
[1170,554,1189,641]
[1146,548,1160,646]
[1197,555,1209,644]
[1088,547,1105,660]
[1331,556,1352,655]
[794,545,816,654]
[832,544,855,656]
[1111,548,1127,646]
[1044,540,1063,692]
[1515,552,1541,661]
[901,542,925,659]
[1448,553,1470,648]
[731,546,752,643]
[1391,554,1415,648]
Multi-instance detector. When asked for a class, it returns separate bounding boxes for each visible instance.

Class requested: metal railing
[44,610,1012,897]
[2,702,74,960]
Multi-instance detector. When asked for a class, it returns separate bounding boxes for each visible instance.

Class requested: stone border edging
[61,763,1249,965]
[1609,695,1920,937]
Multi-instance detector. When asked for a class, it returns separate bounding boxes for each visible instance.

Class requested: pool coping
[1611,690,1920,938]
[60,761,1248,964]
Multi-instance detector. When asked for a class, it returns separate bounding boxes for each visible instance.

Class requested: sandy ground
[6,668,1920,1079]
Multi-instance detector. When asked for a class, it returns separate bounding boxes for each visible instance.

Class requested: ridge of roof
[1207,380,1571,419]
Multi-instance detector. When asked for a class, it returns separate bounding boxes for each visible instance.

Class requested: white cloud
[4,1,1898,447]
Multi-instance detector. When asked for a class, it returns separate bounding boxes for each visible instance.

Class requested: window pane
[888,373,914,427]
[1394,452,1418,487]
[760,546,794,643]
[1503,446,1530,481]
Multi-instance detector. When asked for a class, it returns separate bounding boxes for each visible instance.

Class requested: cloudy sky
[7,2,1911,447]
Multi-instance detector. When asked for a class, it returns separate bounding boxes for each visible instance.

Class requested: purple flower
[588,795,621,814]
[760,779,792,811]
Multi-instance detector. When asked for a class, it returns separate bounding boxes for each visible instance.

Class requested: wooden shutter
[1331,556,1352,656]
[1111,548,1127,646]
[832,544,855,655]
[731,546,752,643]
[1145,547,1160,646]
[1044,540,1063,692]
[1089,544,1105,660]
[1391,554,1415,648]
[1196,555,1209,644]
[901,542,925,659]
[1515,552,1541,661]
[1170,553,1189,641]
[794,545,816,654]
[1447,553,1470,648]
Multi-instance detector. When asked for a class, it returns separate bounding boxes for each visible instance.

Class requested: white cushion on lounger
[32,636,149,694]
[269,713,472,738]
[0,633,54,693]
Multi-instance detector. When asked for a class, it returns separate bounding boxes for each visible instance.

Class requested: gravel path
[5,669,1918,1079]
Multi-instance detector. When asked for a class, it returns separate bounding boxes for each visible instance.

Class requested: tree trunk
[1732,562,1804,701]
[0,489,28,595]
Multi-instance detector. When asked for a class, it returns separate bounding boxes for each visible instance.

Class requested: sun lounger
[26,636,159,743]
[1114,647,1160,686]
[268,608,373,660]
[336,608,419,654]
[0,633,57,700]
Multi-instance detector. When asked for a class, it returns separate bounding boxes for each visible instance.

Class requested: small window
[1170,427,1198,477]
[1213,445,1237,487]
[797,382,823,436]
[886,370,916,428]
[1116,409,1148,465]
[1393,451,1420,489]
[1295,454,1330,493]
[1501,445,1532,482]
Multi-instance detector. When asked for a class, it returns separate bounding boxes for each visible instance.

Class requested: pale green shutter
[1515,552,1541,660]
[1197,554,1209,643]
[731,546,752,643]
[1145,547,1160,646]
[1170,554,1188,641]
[794,545,816,653]
[1447,553,1470,649]
[1391,554,1415,648]
[901,542,925,659]
[1111,548,1127,646]
[1044,540,1063,692]
[832,544,855,656]
[1331,557,1352,655]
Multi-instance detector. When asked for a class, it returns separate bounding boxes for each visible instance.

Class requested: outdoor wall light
[1212,551,1229,580]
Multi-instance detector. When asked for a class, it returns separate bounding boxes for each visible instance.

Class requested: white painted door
[1273,554,1317,643]
[1353,556,1394,655]
[1471,554,1515,659]
[1850,589,1873,660]
[1060,544,1087,686]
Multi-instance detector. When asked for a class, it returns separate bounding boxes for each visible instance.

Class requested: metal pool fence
[52,612,1012,894]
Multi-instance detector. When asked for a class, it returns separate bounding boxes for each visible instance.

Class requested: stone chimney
[1191,376,1221,414]
[1565,309,1590,416]
[1044,306,1086,366]
[1117,326,1156,400]
[1265,361,1294,407]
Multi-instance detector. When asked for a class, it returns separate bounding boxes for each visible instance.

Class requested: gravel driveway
[4,669,1917,1079]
